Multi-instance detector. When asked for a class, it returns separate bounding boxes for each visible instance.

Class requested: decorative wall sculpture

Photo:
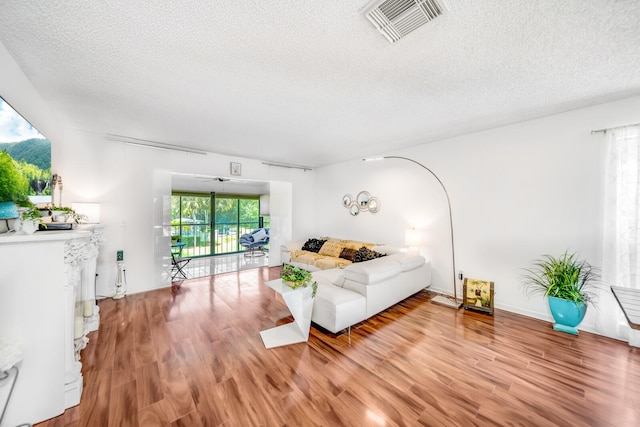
[342,191,381,216]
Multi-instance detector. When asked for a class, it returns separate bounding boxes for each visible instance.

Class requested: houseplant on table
[281,264,318,297]
[521,251,599,335]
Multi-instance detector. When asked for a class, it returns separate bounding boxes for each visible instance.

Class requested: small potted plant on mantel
[281,264,318,298]
[521,251,600,335]
[49,205,86,224]
[20,207,45,234]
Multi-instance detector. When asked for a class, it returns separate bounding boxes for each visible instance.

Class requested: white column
[82,226,104,332]
[63,237,90,408]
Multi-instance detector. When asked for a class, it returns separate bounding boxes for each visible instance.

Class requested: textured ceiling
[1,0,639,168]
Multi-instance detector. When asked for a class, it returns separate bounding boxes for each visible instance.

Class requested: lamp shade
[72,202,101,223]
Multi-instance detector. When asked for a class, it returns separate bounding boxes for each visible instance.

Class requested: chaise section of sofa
[284,243,432,334]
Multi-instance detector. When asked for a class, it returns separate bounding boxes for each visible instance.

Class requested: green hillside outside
[0,138,51,170]
[0,138,51,200]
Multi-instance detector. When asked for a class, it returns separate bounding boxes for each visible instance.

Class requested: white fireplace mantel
[0,225,103,426]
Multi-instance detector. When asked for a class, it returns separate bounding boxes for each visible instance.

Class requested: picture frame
[230,162,242,176]
[463,278,494,315]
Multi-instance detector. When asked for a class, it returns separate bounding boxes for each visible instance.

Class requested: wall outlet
[457,270,464,281]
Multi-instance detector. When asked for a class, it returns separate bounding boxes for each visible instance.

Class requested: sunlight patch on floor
[183,252,269,278]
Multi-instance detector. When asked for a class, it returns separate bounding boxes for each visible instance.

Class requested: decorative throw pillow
[252,228,268,242]
[353,246,386,263]
[318,239,345,257]
[339,248,358,261]
[341,240,376,250]
[301,238,326,253]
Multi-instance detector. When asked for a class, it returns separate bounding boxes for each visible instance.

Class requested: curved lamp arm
[365,156,461,308]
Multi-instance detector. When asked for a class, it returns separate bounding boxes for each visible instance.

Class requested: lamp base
[431,295,462,309]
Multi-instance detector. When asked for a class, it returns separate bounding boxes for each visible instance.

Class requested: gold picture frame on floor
[463,278,494,315]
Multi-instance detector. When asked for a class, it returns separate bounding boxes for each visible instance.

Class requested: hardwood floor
[36,266,640,426]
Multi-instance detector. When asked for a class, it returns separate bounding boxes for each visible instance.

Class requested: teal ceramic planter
[548,296,587,335]
[0,201,18,219]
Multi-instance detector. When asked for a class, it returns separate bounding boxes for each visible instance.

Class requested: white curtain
[597,125,640,341]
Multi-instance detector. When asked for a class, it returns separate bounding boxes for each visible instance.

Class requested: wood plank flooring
[36,266,640,426]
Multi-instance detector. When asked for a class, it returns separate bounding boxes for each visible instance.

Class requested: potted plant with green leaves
[521,251,599,335]
[14,198,34,209]
[281,264,318,297]
[21,207,45,234]
[50,205,86,224]
[10,199,34,232]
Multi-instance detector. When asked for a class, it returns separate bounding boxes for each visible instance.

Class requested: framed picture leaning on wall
[463,278,494,315]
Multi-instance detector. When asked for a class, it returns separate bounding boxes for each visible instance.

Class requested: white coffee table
[260,278,314,348]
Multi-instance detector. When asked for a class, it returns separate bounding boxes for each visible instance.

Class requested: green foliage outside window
[171,193,264,257]
[0,150,29,201]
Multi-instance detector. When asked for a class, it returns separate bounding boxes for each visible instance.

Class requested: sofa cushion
[343,258,402,285]
[318,239,345,257]
[313,268,346,287]
[339,247,357,261]
[290,250,324,265]
[302,238,327,253]
[386,253,425,272]
[316,257,352,270]
[290,250,352,270]
[352,247,386,263]
[341,240,376,250]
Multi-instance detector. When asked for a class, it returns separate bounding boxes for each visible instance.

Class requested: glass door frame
[171,191,265,258]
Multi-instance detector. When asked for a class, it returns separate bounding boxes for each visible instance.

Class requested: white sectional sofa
[281,240,432,334]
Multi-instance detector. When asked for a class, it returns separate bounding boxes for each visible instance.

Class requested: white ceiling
[1,0,639,168]
[171,173,269,195]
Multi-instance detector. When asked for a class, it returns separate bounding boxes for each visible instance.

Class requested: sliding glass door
[171,193,212,257]
[172,193,266,257]
[214,196,262,253]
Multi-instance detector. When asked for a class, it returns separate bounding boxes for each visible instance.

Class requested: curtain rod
[106,133,208,155]
[590,122,640,134]
[262,161,313,171]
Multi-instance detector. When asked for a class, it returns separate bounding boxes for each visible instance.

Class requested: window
[172,192,267,257]
[171,193,212,257]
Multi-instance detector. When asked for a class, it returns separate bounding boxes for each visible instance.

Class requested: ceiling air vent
[366,0,445,43]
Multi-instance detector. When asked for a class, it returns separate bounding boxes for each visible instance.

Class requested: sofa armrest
[281,240,305,253]
[281,240,306,264]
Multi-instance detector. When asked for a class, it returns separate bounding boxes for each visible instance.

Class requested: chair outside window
[239,228,269,257]
[171,239,190,280]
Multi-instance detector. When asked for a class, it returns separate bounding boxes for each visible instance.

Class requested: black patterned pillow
[302,238,327,253]
[352,246,386,263]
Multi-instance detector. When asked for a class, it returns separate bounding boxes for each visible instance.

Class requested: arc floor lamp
[364,156,462,309]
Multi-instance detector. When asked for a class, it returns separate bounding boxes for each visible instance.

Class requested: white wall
[314,95,640,331]
[1,40,318,297]
[58,132,317,297]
